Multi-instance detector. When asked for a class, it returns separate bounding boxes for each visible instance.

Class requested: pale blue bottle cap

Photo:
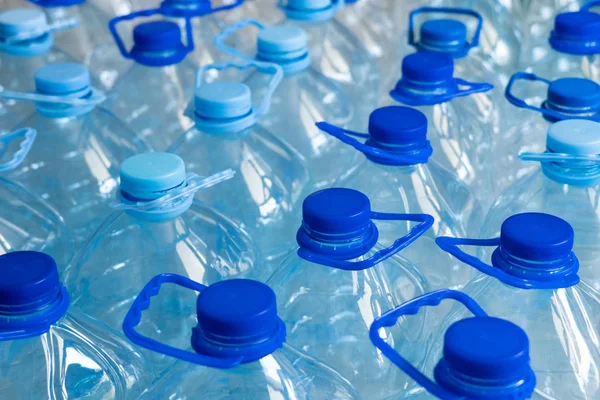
[120,152,187,200]
[34,63,90,95]
[547,119,600,155]
[287,0,331,10]
[257,26,307,60]
[0,9,47,37]
[195,81,252,120]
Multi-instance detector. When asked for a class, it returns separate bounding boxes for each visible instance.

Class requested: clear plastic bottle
[266,187,433,399]
[0,62,149,245]
[318,106,484,290]
[123,275,362,399]
[168,61,311,276]
[64,152,259,373]
[435,212,600,399]
[0,251,150,399]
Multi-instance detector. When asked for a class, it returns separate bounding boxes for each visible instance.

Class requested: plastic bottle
[435,212,600,399]
[386,51,495,207]
[0,8,78,130]
[317,106,484,290]
[370,290,540,399]
[266,187,432,399]
[168,61,311,277]
[0,128,73,267]
[123,275,362,399]
[106,15,197,151]
[483,119,600,293]
[0,251,150,399]
[215,19,362,190]
[63,151,258,373]
[0,62,149,245]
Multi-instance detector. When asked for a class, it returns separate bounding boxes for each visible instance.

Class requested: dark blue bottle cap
[420,19,467,52]
[368,106,428,147]
[500,213,574,262]
[550,11,600,54]
[546,78,600,113]
[402,51,454,84]
[302,188,371,237]
[435,317,536,398]
[192,279,286,362]
[0,251,62,313]
[131,21,187,66]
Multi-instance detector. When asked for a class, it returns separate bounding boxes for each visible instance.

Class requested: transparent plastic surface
[0,310,150,399]
[8,108,148,245]
[245,66,361,190]
[530,51,600,82]
[142,343,361,400]
[338,160,483,290]
[168,125,310,275]
[484,169,600,292]
[267,248,427,399]
[64,203,259,371]
[106,60,196,151]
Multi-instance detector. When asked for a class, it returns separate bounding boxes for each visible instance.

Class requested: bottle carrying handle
[195,61,283,118]
[0,17,79,45]
[298,213,434,271]
[122,273,243,369]
[109,9,194,60]
[581,1,600,12]
[369,289,487,400]
[315,122,432,165]
[0,87,106,106]
[391,78,493,106]
[113,169,235,211]
[214,18,265,60]
[159,0,245,17]
[0,128,37,173]
[519,152,600,164]
[409,7,483,53]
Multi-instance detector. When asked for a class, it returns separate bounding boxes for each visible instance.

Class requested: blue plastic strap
[297,213,434,270]
[369,289,487,400]
[0,17,78,45]
[581,1,600,12]
[519,152,600,163]
[315,122,432,165]
[409,7,483,56]
[0,87,106,106]
[214,18,265,60]
[159,0,244,17]
[109,9,194,61]
[195,61,283,118]
[391,78,493,106]
[0,128,37,173]
[122,273,243,369]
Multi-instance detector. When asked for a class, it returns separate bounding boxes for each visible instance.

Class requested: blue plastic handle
[108,9,194,61]
[409,7,483,55]
[298,213,434,270]
[122,273,243,369]
[391,78,493,106]
[0,128,37,172]
[214,18,265,60]
[370,289,487,400]
[581,0,600,12]
[315,122,432,165]
[159,0,244,17]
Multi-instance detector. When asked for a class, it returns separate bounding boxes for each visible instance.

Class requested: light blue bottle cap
[546,119,600,155]
[28,0,86,6]
[195,81,252,120]
[0,9,47,37]
[287,0,331,10]
[257,26,308,61]
[420,19,467,51]
[120,152,187,200]
[34,63,90,95]
[547,78,600,112]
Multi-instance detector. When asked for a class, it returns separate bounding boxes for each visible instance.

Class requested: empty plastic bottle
[0,128,73,267]
[496,71,600,194]
[435,212,600,399]
[278,0,379,130]
[0,62,149,245]
[123,275,362,399]
[215,19,361,190]
[387,51,495,206]
[317,106,484,290]
[528,2,600,81]
[266,187,432,399]
[107,15,197,151]
[370,290,539,399]
[168,61,310,275]
[0,8,78,130]
[483,119,600,293]
[0,251,150,399]
[64,152,258,372]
